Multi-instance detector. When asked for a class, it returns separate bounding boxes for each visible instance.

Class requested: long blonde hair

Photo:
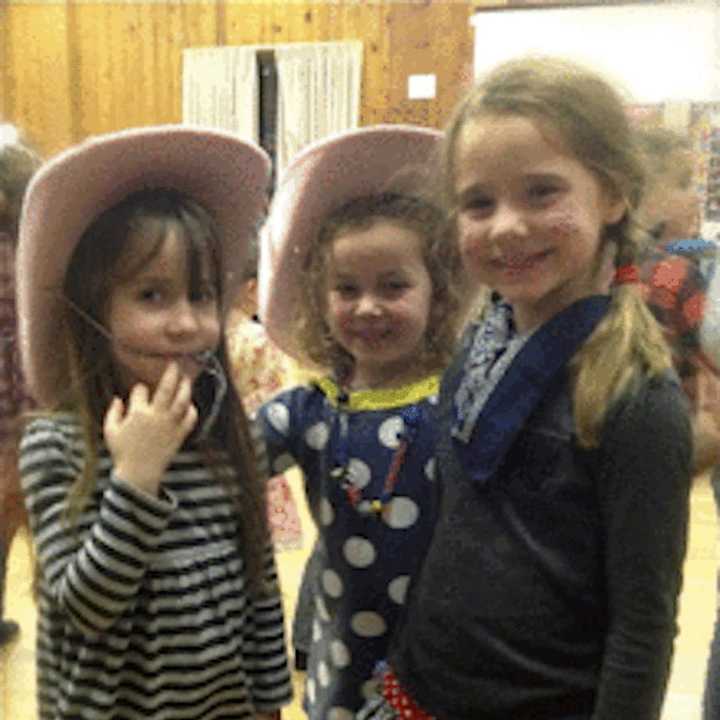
[440,56,673,447]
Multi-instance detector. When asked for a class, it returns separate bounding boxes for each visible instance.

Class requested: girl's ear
[238,278,258,317]
[603,192,627,226]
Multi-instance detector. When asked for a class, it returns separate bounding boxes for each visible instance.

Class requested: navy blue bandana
[453,295,611,488]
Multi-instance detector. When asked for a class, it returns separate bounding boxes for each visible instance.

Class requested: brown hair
[0,125,41,240]
[636,125,692,176]
[440,56,673,447]
[294,192,463,380]
[57,188,270,595]
[635,125,695,244]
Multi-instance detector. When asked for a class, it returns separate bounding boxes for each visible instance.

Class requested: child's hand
[103,362,198,496]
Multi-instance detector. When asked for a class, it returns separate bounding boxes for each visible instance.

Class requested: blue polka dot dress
[258,376,441,720]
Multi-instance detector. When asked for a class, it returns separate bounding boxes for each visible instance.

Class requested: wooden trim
[0,0,9,119]
[65,0,82,143]
[216,0,226,46]
[473,0,664,11]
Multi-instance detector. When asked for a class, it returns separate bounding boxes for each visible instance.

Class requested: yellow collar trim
[314,375,440,411]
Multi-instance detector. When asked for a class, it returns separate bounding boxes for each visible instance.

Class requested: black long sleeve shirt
[390,352,692,720]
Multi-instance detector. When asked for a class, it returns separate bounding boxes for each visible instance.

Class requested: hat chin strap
[195,350,227,442]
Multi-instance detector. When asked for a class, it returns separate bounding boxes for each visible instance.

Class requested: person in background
[225,234,308,672]
[0,123,40,647]
[635,125,720,474]
[226,236,304,553]
[637,126,701,246]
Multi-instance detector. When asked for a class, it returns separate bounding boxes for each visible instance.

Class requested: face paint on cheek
[543,208,593,246]
[338,314,355,333]
[544,205,578,231]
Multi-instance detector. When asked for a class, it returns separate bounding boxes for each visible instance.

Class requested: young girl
[16,126,292,720]
[636,125,701,247]
[357,57,693,720]
[256,125,462,720]
[226,237,303,551]
[0,123,40,647]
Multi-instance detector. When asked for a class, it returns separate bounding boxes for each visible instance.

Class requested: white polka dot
[315,594,331,622]
[319,498,334,526]
[328,708,354,720]
[428,394,439,405]
[322,569,344,599]
[305,421,329,450]
[378,416,404,449]
[330,640,351,668]
[272,453,295,474]
[425,457,436,481]
[307,676,316,704]
[312,618,322,642]
[362,678,380,700]
[266,402,290,434]
[345,458,371,489]
[351,611,387,638]
[383,496,419,529]
[318,660,331,687]
[388,575,410,605]
[343,536,377,568]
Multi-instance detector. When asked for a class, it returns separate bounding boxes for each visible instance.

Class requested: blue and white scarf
[452,295,611,488]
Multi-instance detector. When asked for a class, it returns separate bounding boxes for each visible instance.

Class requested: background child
[16,126,291,720]
[636,126,714,443]
[256,126,463,719]
[636,126,701,247]
[225,235,308,671]
[0,123,40,647]
[226,237,303,551]
[358,56,692,720]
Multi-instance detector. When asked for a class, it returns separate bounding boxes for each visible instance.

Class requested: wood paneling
[1,1,475,156]
[2,2,74,155]
[386,1,473,129]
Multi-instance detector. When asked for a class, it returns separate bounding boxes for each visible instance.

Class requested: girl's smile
[325,219,433,389]
[491,249,553,274]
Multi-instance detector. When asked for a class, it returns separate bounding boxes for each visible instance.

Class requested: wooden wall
[0,0,475,157]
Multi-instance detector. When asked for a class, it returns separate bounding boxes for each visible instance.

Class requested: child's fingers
[172,374,193,417]
[128,382,150,409]
[153,362,180,409]
[103,397,124,435]
[181,403,198,436]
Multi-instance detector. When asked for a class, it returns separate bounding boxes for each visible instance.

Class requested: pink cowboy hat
[17,124,271,407]
[258,124,442,365]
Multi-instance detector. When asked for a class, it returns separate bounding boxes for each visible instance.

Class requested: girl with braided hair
[358,56,692,720]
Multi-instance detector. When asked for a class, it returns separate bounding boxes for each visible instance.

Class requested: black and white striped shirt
[20,414,292,720]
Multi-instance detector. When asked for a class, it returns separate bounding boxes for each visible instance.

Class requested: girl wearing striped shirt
[16,126,292,720]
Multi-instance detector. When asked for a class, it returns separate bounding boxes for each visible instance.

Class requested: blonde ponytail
[571,285,673,447]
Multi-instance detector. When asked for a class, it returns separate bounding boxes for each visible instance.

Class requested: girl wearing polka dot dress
[356,57,693,720]
[257,126,464,720]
